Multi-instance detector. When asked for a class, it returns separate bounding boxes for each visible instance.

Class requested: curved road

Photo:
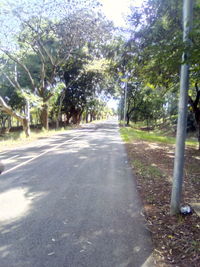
[0,120,153,267]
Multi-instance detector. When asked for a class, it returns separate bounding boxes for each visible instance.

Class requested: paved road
[0,120,153,267]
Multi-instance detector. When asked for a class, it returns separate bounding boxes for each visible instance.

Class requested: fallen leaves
[48,252,55,256]
[125,139,200,266]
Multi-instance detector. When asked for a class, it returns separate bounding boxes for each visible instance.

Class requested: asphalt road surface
[0,120,153,267]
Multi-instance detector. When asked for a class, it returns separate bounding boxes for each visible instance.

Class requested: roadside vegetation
[120,124,200,266]
[0,0,117,137]
[1,0,200,150]
[0,126,71,152]
[120,125,198,147]
[116,2,200,263]
[1,0,200,266]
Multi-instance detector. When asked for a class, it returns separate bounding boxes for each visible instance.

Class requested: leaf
[48,252,55,256]
[121,78,128,82]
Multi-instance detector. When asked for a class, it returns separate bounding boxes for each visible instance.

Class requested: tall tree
[127,0,200,145]
[0,0,113,129]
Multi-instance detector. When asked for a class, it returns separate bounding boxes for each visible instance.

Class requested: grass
[120,127,175,144]
[120,125,200,266]
[132,159,164,180]
[120,127,198,148]
[0,127,70,152]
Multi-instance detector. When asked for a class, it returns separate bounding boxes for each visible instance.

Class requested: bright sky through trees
[100,0,143,26]
[100,1,144,110]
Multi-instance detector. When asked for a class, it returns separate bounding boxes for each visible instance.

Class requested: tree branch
[37,39,55,66]
[22,20,55,66]
[4,73,21,91]
[0,96,25,122]
[1,49,36,91]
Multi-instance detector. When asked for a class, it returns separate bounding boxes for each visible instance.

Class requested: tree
[127,0,200,145]
[62,69,104,124]
[128,0,182,87]
[0,0,113,129]
[0,58,31,136]
[0,96,30,137]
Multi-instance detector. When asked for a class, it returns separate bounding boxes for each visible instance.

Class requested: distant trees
[62,70,102,124]
[0,0,115,135]
[3,0,200,146]
[0,67,30,135]
[115,0,200,147]
[0,95,30,136]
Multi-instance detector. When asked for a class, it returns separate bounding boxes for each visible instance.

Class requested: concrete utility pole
[170,0,193,215]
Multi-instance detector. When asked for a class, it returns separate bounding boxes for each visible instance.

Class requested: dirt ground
[125,139,200,266]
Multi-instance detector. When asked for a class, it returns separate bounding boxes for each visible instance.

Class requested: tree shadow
[0,121,154,266]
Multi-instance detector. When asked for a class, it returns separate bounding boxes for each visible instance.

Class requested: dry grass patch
[122,132,200,266]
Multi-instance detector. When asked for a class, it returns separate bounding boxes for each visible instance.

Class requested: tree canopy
[0,0,117,133]
[1,0,200,147]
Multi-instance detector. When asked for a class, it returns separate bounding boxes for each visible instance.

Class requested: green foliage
[0,126,69,151]
[128,0,183,84]
[132,159,164,180]
[128,0,200,88]
[114,0,200,142]
[120,127,175,144]
[0,0,115,127]
[120,127,198,147]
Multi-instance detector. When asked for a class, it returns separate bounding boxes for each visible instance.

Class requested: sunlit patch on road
[0,188,31,224]
[0,188,46,224]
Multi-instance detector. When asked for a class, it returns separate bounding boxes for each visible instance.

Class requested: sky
[100,0,143,27]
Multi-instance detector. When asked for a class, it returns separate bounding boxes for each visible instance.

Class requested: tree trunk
[40,104,49,130]
[0,96,30,137]
[188,84,200,149]
[56,90,65,129]
[85,111,89,123]
[23,118,30,137]
[72,115,78,124]
[192,109,200,150]
[24,99,30,137]
[194,110,200,150]
[2,116,7,128]
[90,113,93,122]
[72,110,82,125]
[77,111,83,124]
[8,116,12,129]
[126,113,130,126]
[196,120,200,150]
[56,119,59,129]
[66,113,71,125]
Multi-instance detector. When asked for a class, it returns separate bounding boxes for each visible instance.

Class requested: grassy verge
[0,127,72,152]
[132,159,166,180]
[120,126,200,266]
[120,127,198,148]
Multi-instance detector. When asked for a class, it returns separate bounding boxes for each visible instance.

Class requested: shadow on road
[0,121,154,267]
